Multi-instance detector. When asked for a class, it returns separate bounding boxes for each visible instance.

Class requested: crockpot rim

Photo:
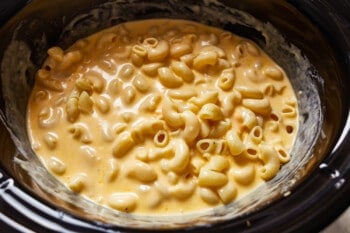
[0,0,350,232]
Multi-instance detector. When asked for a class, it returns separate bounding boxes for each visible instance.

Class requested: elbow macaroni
[27,19,298,214]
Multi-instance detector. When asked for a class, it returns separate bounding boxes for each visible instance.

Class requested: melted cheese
[27,19,298,215]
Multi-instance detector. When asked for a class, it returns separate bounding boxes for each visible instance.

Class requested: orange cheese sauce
[27,19,298,214]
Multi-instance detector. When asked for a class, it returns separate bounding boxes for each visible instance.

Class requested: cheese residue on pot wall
[26,19,298,214]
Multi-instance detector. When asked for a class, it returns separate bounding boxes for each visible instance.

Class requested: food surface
[27,19,298,214]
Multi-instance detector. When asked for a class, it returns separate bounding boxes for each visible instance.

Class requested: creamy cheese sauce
[27,19,298,215]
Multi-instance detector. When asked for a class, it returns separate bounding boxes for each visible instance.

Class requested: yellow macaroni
[27,19,299,215]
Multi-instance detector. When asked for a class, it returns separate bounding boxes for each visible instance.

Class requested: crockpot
[0,0,349,232]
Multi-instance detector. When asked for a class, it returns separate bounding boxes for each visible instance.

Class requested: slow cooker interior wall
[0,0,347,231]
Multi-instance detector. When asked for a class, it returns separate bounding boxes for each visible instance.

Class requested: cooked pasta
[27,19,298,215]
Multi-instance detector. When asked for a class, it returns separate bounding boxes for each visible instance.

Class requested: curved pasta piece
[239,107,258,130]
[134,147,148,161]
[226,130,245,156]
[154,181,171,198]
[58,50,83,70]
[213,139,228,154]
[248,125,263,144]
[234,40,260,57]
[169,180,196,200]
[139,93,162,112]
[138,93,162,112]
[196,138,215,154]
[47,157,66,175]
[78,91,93,113]
[258,144,280,180]
[215,58,231,71]
[281,104,297,118]
[198,118,210,138]
[85,72,106,93]
[105,159,119,182]
[189,90,218,107]
[132,45,147,57]
[141,63,163,77]
[107,78,121,96]
[262,83,275,96]
[242,68,260,82]
[166,171,179,185]
[209,119,231,138]
[130,119,165,143]
[120,86,136,105]
[68,123,92,144]
[170,43,192,58]
[217,181,237,204]
[141,186,162,209]
[126,161,158,183]
[161,138,190,173]
[118,63,135,80]
[161,96,184,128]
[193,51,218,70]
[154,130,169,147]
[242,98,272,115]
[158,67,183,88]
[198,168,228,187]
[206,155,229,172]
[38,107,63,128]
[68,173,88,193]
[143,37,159,48]
[94,95,110,114]
[108,192,139,212]
[198,103,224,121]
[112,132,135,158]
[244,141,259,160]
[261,83,286,97]
[120,112,135,123]
[190,156,206,175]
[132,74,150,93]
[275,145,291,164]
[131,53,144,67]
[218,71,235,91]
[37,77,65,92]
[147,40,170,62]
[181,110,200,144]
[148,144,173,161]
[235,85,263,99]
[47,47,64,62]
[170,61,194,82]
[199,45,226,58]
[220,93,235,117]
[112,43,132,60]
[285,97,297,107]
[168,88,196,100]
[180,53,195,66]
[231,166,255,185]
[262,65,283,80]
[199,187,220,205]
[66,95,80,122]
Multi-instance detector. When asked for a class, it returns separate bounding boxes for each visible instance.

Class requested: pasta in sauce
[27,19,298,214]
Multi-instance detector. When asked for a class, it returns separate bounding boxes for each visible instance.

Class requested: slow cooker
[0,0,349,232]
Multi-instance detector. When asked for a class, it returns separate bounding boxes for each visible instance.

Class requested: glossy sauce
[27,19,298,214]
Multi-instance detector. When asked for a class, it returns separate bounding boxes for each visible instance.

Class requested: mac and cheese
[27,19,298,214]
